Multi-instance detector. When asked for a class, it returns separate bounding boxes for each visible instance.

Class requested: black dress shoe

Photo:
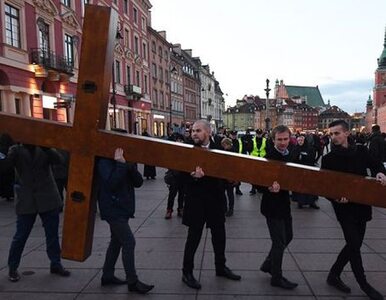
[8,269,20,282]
[327,274,351,293]
[271,277,298,289]
[249,189,256,195]
[50,265,71,277]
[216,266,241,280]
[361,283,384,300]
[310,203,320,209]
[260,261,271,274]
[182,273,201,289]
[235,190,243,195]
[128,279,154,294]
[225,209,234,217]
[101,276,127,286]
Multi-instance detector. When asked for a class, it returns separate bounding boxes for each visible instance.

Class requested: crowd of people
[1,120,386,299]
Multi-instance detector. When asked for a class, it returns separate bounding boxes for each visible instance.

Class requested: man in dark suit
[260,125,298,290]
[0,143,70,282]
[181,120,241,290]
[322,120,386,300]
[97,146,154,294]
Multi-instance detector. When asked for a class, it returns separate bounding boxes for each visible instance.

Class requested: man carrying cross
[0,142,71,282]
[322,120,386,300]
[181,120,241,290]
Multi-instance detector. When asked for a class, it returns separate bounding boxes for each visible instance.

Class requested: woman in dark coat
[292,135,319,209]
[0,133,15,201]
[141,130,156,179]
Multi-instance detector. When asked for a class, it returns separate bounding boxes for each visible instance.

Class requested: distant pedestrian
[142,130,156,179]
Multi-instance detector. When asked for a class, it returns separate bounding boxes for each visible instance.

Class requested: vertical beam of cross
[60,6,118,261]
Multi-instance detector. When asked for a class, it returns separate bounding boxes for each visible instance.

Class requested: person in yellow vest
[250,129,267,195]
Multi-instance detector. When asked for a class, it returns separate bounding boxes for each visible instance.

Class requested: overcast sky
[150,0,386,113]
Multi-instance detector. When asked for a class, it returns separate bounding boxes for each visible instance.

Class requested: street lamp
[169,66,177,132]
[264,78,271,131]
[110,25,123,129]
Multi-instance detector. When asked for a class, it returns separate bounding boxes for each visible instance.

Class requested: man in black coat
[260,125,298,290]
[322,120,386,300]
[181,120,241,290]
[0,143,70,282]
[368,125,386,166]
[97,147,154,294]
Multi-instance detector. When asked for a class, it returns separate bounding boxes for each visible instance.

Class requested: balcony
[124,84,142,100]
[30,48,74,77]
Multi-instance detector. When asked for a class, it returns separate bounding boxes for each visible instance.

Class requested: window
[141,17,146,30]
[160,92,164,108]
[62,0,71,7]
[151,63,157,78]
[153,89,158,105]
[124,29,130,48]
[133,7,138,24]
[134,36,139,54]
[144,75,148,93]
[15,98,21,115]
[5,4,21,48]
[151,41,156,52]
[126,66,131,84]
[136,70,140,86]
[115,60,121,84]
[38,18,50,55]
[124,0,128,14]
[142,42,147,60]
[64,34,74,66]
[159,67,163,81]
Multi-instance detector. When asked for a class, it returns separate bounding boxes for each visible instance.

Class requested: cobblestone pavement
[1,167,386,299]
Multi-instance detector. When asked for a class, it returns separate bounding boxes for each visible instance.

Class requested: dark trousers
[330,219,367,287]
[183,223,226,274]
[103,220,138,284]
[225,185,234,211]
[167,183,184,210]
[8,209,61,270]
[263,217,293,279]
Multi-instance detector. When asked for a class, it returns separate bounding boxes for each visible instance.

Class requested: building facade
[148,28,171,137]
[170,46,184,132]
[368,29,386,132]
[318,105,351,130]
[0,0,83,123]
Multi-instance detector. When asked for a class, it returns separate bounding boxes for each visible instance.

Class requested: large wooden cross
[0,5,385,262]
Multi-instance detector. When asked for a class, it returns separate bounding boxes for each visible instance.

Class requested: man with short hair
[322,120,386,300]
[260,125,298,289]
[181,120,241,290]
[368,124,386,167]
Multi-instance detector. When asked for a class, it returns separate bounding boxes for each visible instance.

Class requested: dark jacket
[182,139,226,228]
[0,144,63,214]
[321,144,386,223]
[292,143,316,166]
[368,132,386,163]
[97,158,143,222]
[260,147,292,219]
